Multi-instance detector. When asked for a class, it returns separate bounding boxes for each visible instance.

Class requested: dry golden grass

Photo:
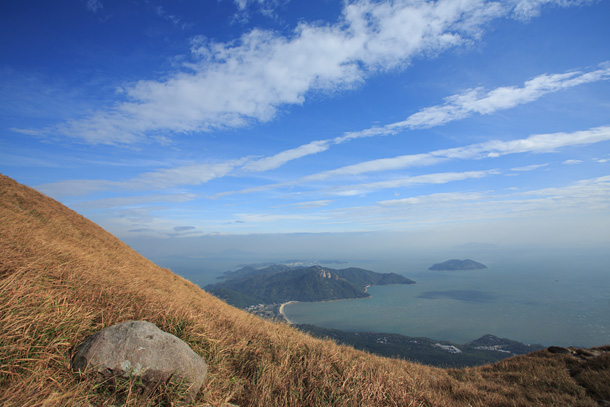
[0,173,606,406]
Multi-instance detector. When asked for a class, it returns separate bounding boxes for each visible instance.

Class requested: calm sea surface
[282,254,610,347]
[156,251,610,348]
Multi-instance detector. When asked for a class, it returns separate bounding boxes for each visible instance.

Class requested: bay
[283,254,610,347]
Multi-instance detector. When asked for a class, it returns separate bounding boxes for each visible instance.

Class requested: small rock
[72,320,207,401]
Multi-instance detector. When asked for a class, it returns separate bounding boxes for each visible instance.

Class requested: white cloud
[511,163,549,171]
[213,125,610,198]
[46,0,586,145]
[326,126,610,180]
[9,127,44,136]
[305,153,445,182]
[242,140,331,172]
[378,191,486,206]
[562,159,583,165]
[510,0,591,20]
[339,62,610,142]
[231,63,610,177]
[281,200,334,209]
[325,170,498,196]
[128,160,243,189]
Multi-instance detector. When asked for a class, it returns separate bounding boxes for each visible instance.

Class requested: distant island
[205,265,415,308]
[429,259,487,271]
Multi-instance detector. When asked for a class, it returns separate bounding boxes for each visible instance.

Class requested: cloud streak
[338,62,610,142]
[326,170,499,196]
[293,125,610,189]
[38,124,610,199]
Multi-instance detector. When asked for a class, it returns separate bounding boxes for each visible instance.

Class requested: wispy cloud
[233,0,287,19]
[241,140,332,172]
[86,0,103,13]
[213,125,610,198]
[38,160,244,197]
[41,124,610,199]
[325,170,498,196]
[319,175,610,229]
[338,62,610,142]
[201,61,610,179]
[31,0,586,145]
[511,163,549,171]
[378,192,487,206]
[281,200,334,209]
[73,193,197,209]
[562,159,583,165]
[307,125,610,184]
[154,5,193,30]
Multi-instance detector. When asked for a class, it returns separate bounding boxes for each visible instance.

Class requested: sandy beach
[279,301,298,324]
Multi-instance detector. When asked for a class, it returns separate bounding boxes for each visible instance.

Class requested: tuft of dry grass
[0,173,607,407]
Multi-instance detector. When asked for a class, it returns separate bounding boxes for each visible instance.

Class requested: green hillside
[206,265,415,307]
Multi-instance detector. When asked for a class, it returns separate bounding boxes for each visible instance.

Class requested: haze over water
[283,253,610,348]
[149,243,610,349]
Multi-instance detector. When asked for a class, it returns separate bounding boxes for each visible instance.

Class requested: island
[429,259,487,271]
[205,264,415,308]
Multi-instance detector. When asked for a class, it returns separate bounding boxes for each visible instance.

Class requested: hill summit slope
[1,173,608,406]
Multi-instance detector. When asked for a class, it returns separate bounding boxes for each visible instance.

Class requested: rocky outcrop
[72,320,207,401]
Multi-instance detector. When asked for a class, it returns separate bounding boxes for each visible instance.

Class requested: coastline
[276,284,401,325]
[279,301,298,324]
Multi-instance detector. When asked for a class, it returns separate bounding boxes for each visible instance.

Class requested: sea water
[155,250,610,348]
[283,253,610,347]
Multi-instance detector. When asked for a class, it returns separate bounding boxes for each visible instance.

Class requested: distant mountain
[429,259,487,271]
[206,265,415,307]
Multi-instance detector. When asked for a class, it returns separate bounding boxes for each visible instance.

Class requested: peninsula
[205,264,415,308]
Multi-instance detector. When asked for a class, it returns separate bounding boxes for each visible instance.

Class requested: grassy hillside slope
[0,173,607,406]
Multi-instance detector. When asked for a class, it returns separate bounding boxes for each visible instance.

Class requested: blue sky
[2,0,610,250]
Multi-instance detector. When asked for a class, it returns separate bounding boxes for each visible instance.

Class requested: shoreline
[277,284,404,324]
[279,301,298,324]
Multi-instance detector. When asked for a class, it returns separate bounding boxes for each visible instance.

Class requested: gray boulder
[72,320,207,401]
